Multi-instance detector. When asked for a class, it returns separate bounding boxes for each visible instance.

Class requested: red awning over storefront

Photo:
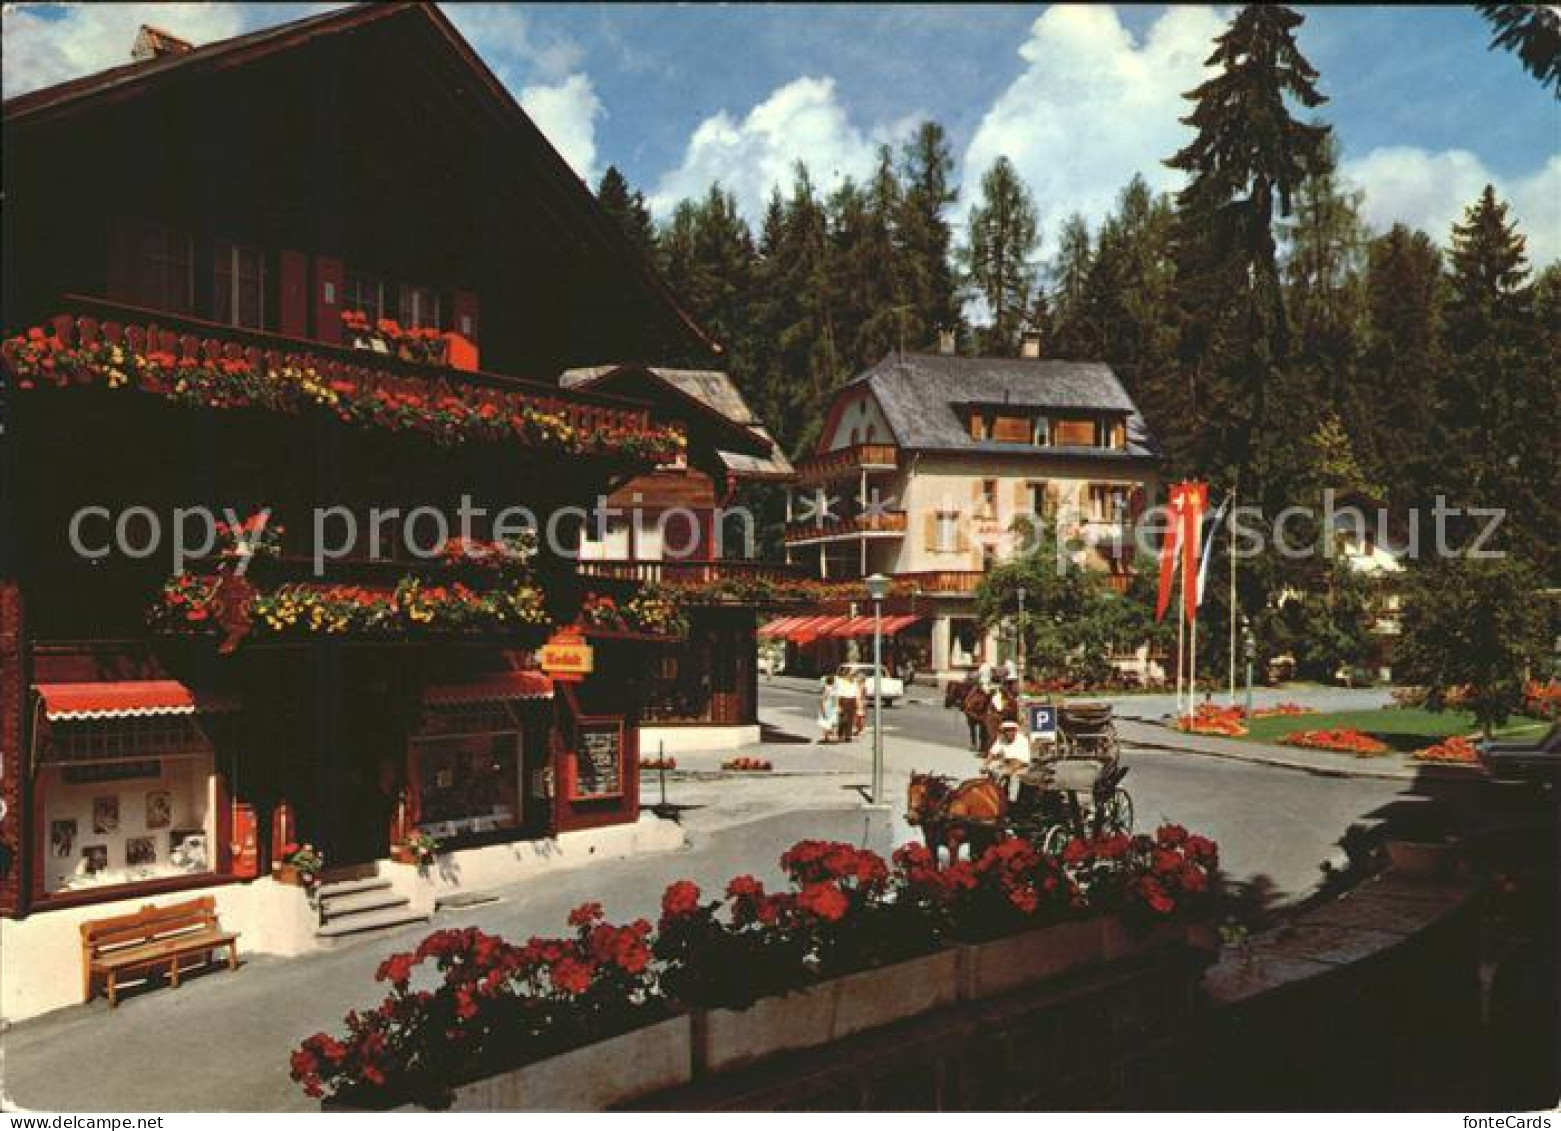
[789,615,849,644]
[758,616,803,638]
[881,615,921,636]
[32,681,235,721]
[823,614,922,638]
[423,671,553,705]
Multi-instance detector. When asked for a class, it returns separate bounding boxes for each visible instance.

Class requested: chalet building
[777,339,1159,680]
[564,365,797,751]
[0,3,780,1018]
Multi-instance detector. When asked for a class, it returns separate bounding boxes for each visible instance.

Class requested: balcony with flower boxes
[793,442,899,487]
[1,297,685,465]
[783,509,908,546]
[891,570,986,596]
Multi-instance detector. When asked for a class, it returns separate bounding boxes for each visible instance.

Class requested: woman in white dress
[817,674,840,743]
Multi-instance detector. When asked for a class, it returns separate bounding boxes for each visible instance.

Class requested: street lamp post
[1241,617,1256,717]
[1016,587,1026,686]
[866,573,891,805]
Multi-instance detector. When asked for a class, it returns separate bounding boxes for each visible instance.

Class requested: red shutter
[314,256,344,344]
[279,249,309,338]
[452,288,479,341]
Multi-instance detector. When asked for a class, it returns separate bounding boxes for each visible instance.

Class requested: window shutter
[314,256,344,344]
[955,518,970,554]
[1013,480,1029,514]
[970,480,984,513]
[448,288,481,371]
[279,250,308,338]
[923,512,940,552]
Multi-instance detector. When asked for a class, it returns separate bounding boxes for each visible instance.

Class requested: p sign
[1026,703,1057,739]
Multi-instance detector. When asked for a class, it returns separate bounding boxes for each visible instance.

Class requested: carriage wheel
[1099,788,1133,835]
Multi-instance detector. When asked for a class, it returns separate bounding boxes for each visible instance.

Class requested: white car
[837,663,904,706]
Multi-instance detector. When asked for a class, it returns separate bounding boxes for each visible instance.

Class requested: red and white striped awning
[33,681,236,722]
[824,614,922,638]
[422,670,553,706]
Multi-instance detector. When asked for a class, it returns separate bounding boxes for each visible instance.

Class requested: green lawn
[1241,707,1549,753]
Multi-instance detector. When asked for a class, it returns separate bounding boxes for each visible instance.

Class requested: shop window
[343,270,385,324]
[214,240,267,330]
[37,716,219,897]
[410,703,522,839]
[397,284,443,331]
[646,647,715,724]
[131,223,193,314]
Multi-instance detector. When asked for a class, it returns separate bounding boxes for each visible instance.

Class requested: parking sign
[1027,702,1057,738]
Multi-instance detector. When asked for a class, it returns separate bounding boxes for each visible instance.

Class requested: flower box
[695,948,959,1075]
[1385,838,1459,878]
[1101,918,1187,962]
[952,917,1106,1001]
[273,863,314,887]
[445,1013,692,1111]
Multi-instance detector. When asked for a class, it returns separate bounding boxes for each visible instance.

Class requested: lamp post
[1241,617,1256,717]
[1016,586,1026,686]
[866,573,891,805]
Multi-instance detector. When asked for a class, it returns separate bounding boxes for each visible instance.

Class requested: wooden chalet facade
[0,2,751,937]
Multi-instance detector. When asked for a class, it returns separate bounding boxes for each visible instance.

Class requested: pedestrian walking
[817,674,839,743]
[836,667,860,742]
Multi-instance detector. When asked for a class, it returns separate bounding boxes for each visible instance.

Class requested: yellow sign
[540,631,594,681]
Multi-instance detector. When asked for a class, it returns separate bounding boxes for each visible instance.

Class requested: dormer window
[1033,416,1051,446]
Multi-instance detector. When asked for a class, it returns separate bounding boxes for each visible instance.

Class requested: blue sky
[6,3,1558,261]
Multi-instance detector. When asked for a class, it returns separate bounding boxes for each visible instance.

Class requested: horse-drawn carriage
[910,695,1133,863]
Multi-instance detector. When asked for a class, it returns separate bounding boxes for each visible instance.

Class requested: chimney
[937,328,957,356]
[132,25,194,63]
[1020,331,1042,359]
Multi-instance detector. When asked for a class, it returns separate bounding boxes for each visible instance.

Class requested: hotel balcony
[783,509,908,545]
[891,570,985,596]
[793,442,898,487]
[575,558,804,586]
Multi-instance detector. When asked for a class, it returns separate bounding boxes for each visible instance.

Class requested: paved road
[755,678,1408,905]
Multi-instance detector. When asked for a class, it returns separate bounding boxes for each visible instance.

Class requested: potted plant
[275,842,325,889]
[392,830,440,867]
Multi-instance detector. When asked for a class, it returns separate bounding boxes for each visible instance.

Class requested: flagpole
[1176,582,1186,721]
[1189,582,1198,712]
[1228,486,1238,706]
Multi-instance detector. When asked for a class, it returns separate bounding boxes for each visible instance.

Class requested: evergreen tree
[959,156,1039,355]
[1165,3,1330,489]
[897,121,962,347]
[1359,224,1445,509]
[1048,213,1096,357]
[595,165,656,259]
[1477,3,1561,94]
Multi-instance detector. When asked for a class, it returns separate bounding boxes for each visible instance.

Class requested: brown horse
[906,771,1008,865]
[962,685,1020,753]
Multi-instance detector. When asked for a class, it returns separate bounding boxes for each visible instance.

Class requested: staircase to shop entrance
[314,873,429,942]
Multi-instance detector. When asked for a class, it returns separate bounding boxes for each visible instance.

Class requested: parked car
[838,663,904,706]
[758,650,785,678]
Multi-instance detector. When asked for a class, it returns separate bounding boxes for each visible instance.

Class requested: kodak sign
[539,629,594,681]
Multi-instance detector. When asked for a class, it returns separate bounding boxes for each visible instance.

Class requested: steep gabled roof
[3,2,718,362]
[847,352,1157,459]
[563,365,795,480]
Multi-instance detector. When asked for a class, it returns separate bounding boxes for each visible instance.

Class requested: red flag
[1180,482,1209,624]
[1155,484,1186,622]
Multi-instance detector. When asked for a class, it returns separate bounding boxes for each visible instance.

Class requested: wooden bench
[80,896,240,1007]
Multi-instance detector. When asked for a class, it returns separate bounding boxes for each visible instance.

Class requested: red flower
[661,879,701,918]
[567,901,604,928]
[375,953,414,987]
[796,880,849,922]
[549,956,594,995]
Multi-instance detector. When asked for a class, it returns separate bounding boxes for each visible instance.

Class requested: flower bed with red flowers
[1281,727,1390,757]
[2,322,686,462]
[1250,702,1313,719]
[1411,735,1480,764]
[640,757,677,771]
[292,826,1220,1107]
[341,310,448,366]
[720,757,773,772]
[1174,703,1248,736]
[1523,680,1561,721]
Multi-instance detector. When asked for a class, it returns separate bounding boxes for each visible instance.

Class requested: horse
[906,771,1008,865]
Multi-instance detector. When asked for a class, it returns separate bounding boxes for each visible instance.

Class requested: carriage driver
[984,717,1032,780]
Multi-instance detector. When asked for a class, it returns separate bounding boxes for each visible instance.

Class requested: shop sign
[540,630,594,681]
[569,717,624,800]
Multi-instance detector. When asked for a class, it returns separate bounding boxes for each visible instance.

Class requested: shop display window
[37,716,220,896]
[410,702,522,840]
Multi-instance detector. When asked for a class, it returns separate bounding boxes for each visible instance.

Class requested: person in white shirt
[1002,656,1019,684]
[984,718,1031,778]
[976,659,994,693]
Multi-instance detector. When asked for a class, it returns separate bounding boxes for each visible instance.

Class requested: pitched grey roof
[561,365,795,478]
[849,352,1156,459]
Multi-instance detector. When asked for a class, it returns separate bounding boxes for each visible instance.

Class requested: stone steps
[314,875,429,943]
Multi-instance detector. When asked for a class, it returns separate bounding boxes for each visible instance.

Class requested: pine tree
[1282,130,1367,390]
[1081,175,1178,406]
[1165,3,1330,493]
[897,122,961,347]
[1359,224,1445,510]
[959,156,1039,355]
[1477,3,1561,94]
[1048,213,1096,357]
[596,165,656,258]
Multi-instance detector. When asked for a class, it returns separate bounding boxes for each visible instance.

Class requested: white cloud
[959,5,1229,250]
[1,3,251,98]
[520,73,604,184]
[1343,148,1561,266]
[441,3,584,83]
[648,76,912,221]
